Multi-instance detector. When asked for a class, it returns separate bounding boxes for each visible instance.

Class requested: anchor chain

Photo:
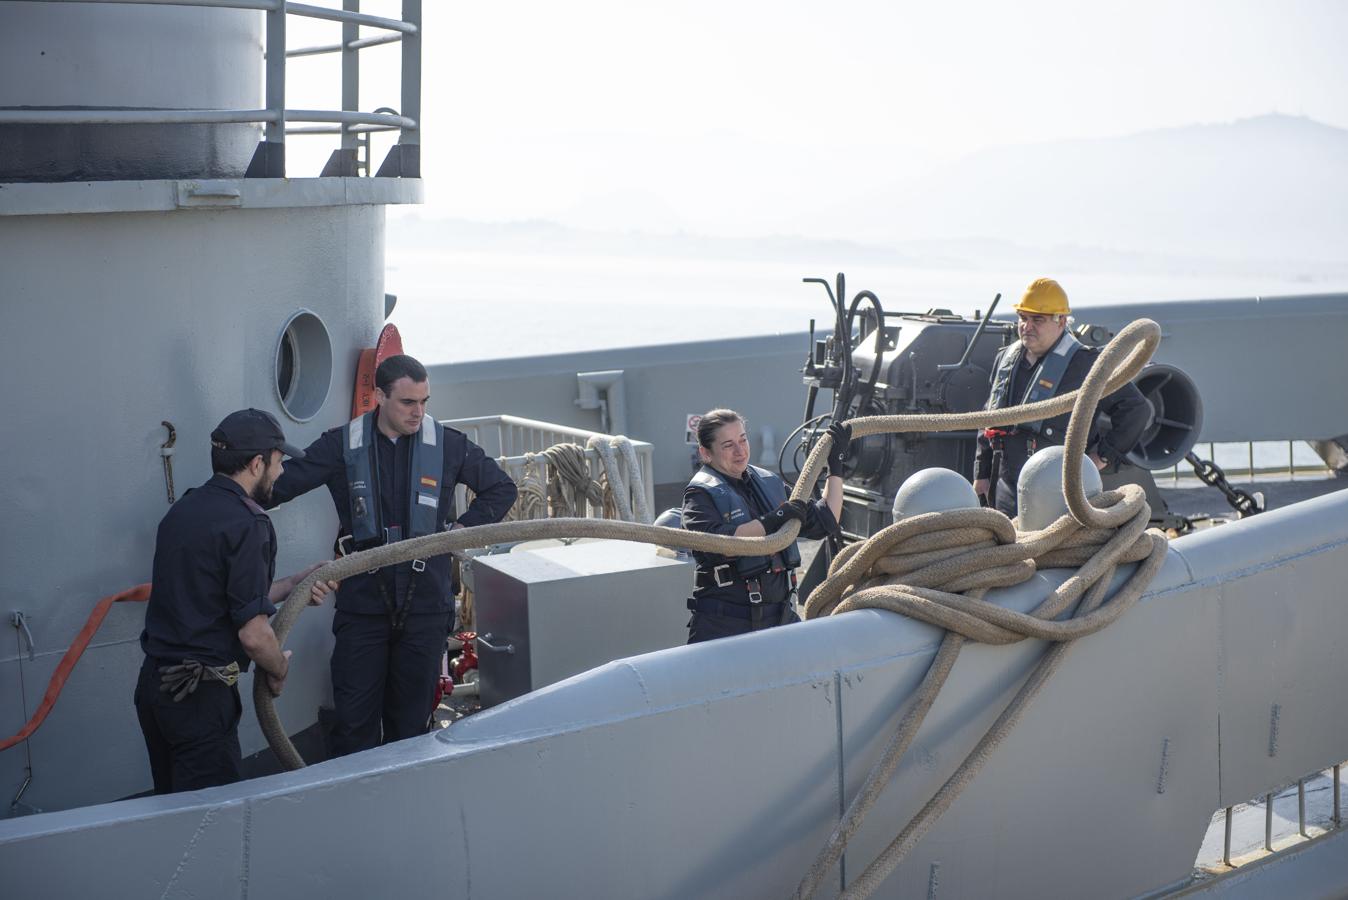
[1184,451,1261,517]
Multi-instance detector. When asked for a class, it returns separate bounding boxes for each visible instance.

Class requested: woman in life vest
[681,408,849,643]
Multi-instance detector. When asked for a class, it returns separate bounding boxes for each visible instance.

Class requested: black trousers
[329,609,453,758]
[133,656,243,794]
[687,603,800,644]
[993,475,1019,518]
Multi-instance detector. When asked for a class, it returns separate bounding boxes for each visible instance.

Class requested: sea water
[385,244,1344,366]
[383,241,1338,475]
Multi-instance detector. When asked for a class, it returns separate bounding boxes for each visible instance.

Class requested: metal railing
[1,0,421,178]
[444,415,657,522]
[1194,762,1345,877]
[1170,440,1338,486]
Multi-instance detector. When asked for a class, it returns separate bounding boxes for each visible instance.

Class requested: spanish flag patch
[1038,379,1054,389]
[420,476,438,488]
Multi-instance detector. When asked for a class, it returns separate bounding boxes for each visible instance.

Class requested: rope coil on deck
[504,437,649,523]
[256,321,1167,899]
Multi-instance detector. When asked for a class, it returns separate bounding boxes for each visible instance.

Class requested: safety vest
[687,464,802,577]
[986,331,1083,437]
[343,412,445,546]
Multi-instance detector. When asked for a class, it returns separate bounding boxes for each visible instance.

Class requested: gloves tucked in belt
[759,499,809,534]
[158,659,240,702]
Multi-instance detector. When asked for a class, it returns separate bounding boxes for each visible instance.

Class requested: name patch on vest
[417,493,438,508]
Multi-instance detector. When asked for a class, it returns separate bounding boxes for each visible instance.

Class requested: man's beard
[251,475,274,506]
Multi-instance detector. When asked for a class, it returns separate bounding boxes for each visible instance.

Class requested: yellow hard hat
[1014,278,1070,316]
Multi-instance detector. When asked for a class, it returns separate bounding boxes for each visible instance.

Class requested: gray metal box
[471,539,694,706]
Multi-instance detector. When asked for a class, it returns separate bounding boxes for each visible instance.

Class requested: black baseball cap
[210,408,305,459]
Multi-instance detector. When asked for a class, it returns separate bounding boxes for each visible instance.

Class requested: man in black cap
[270,355,516,757]
[134,408,339,794]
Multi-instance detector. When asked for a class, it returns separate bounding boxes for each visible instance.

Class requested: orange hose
[0,583,151,752]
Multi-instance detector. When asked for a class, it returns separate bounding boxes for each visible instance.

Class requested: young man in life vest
[973,278,1150,518]
[268,356,517,757]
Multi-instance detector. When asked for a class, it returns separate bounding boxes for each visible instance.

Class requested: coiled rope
[587,434,652,524]
[503,437,652,524]
[256,321,1165,897]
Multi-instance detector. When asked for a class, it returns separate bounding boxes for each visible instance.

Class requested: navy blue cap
[210,408,305,459]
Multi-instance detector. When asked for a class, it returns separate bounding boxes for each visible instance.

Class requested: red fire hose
[0,583,151,752]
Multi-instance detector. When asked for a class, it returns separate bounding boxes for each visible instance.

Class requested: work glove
[826,422,853,478]
[760,499,809,534]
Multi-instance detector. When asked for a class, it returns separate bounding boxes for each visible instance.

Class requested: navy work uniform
[682,464,837,643]
[134,474,278,794]
[975,330,1150,517]
[270,413,516,757]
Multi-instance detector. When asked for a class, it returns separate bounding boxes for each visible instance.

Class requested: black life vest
[342,411,445,546]
[986,331,1083,436]
[686,464,802,577]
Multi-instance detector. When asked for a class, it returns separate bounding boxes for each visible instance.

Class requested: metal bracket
[160,420,177,504]
[245,140,286,178]
[320,147,361,177]
[10,611,34,661]
[374,142,420,178]
[477,633,514,655]
[174,181,242,209]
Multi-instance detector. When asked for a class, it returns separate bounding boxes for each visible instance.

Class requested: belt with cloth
[155,658,240,702]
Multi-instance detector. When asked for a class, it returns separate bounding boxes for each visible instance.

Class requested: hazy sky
[285,1,1348,236]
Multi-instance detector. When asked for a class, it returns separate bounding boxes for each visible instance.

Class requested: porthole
[274,310,333,422]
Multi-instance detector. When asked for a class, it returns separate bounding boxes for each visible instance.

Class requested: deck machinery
[790,276,1203,538]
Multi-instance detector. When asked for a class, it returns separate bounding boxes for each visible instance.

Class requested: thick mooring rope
[256,321,1166,898]
[791,319,1165,898]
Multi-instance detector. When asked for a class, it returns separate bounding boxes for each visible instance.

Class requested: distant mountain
[834,114,1348,263]
[392,115,1348,274]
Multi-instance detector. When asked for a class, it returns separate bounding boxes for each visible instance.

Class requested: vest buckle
[411,559,426,573]
[746,578,764,604]
[336,534,354,557]
[712,564,735,588]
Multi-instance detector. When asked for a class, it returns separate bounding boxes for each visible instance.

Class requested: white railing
[444,415,656,522]
[2,0,421,178]
[1171,440,1340,486]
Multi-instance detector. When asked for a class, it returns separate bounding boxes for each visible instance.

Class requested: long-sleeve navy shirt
[270,423,517,616]
[682,469,836,606]
[141,474,278,669]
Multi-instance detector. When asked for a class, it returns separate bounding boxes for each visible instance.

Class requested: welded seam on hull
[1216,583,1226,807]
[160,805,218,900]
[620,661,653,706]
[459,803,472,899]
[240,799,252,900]
[835,669,846,894]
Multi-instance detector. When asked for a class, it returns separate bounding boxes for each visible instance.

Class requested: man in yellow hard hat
[972,278,1150,517]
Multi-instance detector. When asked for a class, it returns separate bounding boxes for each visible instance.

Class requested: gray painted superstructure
[424,293,1348,490]
[1,0,426,815]
[3,490,1345,897]
[0,177,419,813]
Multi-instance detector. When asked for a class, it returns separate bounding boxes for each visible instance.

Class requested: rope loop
[257,316,1170,900]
